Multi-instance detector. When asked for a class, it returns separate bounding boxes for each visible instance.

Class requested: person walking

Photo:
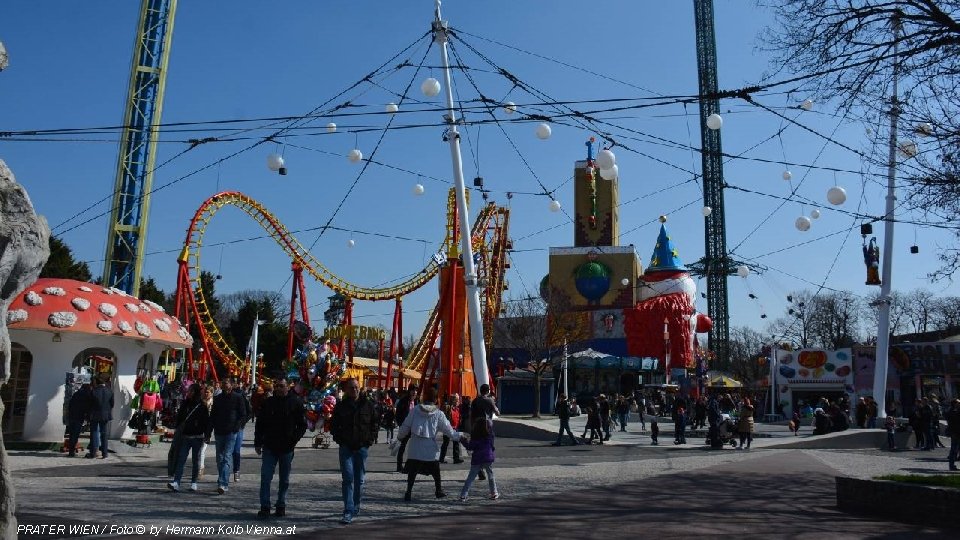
[255,377,307,520]
[459,417,497,502]
[599,395,612,441]
[168,384,211,493]
[673,401,687,445]
[910,400,926,449]
[737,398,755,450]
[439,394,463,464]
[552,393,578,446]
[945,399,960,471]
[330,378,379,525]
[397,386,463,501]
[198,385,214,479]
[615,396,630,432]
[921,397,935,451]
[86,376,114,459]
[885,414,897,451]
[209,378,248,494]
[930,397,946,448]
[232,382,253,482]
[394,384,419,473]
[66,383,92,457]
[585,402,603,444]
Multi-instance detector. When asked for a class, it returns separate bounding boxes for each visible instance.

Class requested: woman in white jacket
[397,386,465,501]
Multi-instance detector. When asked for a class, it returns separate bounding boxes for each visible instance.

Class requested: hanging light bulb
[801,99,814,111]
[413,183,425,196]
[826,186,847,205]
[326,122,337,133]
[702,206,713,217]
[736,265,750,278]
[348,149,363,163]
[549,199,561,212]
[266,153,284,172]
[536,123,552,140]
[596,149,617,170]
[810,208,821,219]
[599,164,618,181]
[782,170,792,181]
[706,113,723,130]
[503,101,516,114]
[795,216,812,232]
[385,102,399,114]
[347,239,355,248]
[421,77,441,97]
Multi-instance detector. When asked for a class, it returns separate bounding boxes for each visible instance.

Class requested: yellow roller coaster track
[181,190,501,372]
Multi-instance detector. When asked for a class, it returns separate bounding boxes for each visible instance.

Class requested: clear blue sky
[1,1,954,345]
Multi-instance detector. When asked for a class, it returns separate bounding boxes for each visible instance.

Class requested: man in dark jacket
[87,376,114,459]
[394,384,419,473]
[946,399,960,471]
[232,385,253,482]
[66,383,92,457]
[209,378,248,494]
[330,378,378,525]
[552,393,579,446]
[254,377,306,520]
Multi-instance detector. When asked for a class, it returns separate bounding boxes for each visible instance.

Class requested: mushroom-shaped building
[5,278,192,442]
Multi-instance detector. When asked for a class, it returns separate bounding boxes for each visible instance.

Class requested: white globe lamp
[897,139,918,158]
[385,102,399,114]
[536,123,552,140]
[267,153,284,172]
[801,99,814,111]
[413,183,425,196]
[596,149,616,170]
[326,122,337,133]
[827,186,847,205]
[795,216,812,232]
[702,206,712,217]
[421,77,441,97]
[348,149,363,163]
[503,101,516,114]
[621,278,630,287]
[706,113,723,130]
[782,170,792,181]
[810,208,821,219]
[599,164,618,181]
[549,199,561,212]
[736,265,750,278]
[916,122,934,137]
[347,239,355,248]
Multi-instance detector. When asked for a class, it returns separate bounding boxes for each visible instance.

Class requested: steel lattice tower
[692,0,731,368]
[102,0,177,295]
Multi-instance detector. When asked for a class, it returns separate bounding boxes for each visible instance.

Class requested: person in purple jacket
[458,417,499,502]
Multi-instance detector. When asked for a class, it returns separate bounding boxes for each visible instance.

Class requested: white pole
[433,0,489,390]
[769,343,777,418]
[873,15,901,420]
[251,317,261,386]
[563,339,569,399]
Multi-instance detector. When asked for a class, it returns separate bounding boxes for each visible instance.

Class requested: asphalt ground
[12,420,960,539]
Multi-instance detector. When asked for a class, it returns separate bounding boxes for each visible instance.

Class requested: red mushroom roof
[7,278,193,348]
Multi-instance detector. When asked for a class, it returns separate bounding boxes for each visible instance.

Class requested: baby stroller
[707,413,738,447]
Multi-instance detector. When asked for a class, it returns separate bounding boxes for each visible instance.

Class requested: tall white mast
[432,0,490,390]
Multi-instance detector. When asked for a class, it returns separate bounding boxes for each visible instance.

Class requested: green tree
[40,237,92,281]
[138,276,170,310]
[226,294,287,378]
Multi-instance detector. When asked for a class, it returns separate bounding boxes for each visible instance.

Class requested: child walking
[459,418,499,502]
[884,414,897,451]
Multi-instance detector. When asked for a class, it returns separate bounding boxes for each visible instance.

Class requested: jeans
[556,419,577,444]
[674,421,686,444]
[88,421,109,457]
[174,437,204,483]
[260,447,294,508]
[618,413,628,431]
[887,429,896,450]
[338,446,368,515]
[460,463,497,497]
[232,429,244,473]
[67,420,83,454]
[926,426,938,450]
[214,432,238,488]
[949,436,960,467]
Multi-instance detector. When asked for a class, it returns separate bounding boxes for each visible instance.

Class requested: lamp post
[769,340,778,419]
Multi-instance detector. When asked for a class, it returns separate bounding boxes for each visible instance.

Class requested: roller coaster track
[406,203,510,372]
[181,191,507,375]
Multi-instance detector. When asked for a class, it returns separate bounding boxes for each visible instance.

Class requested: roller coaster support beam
[386,299,403,389]
[344,297,354,365]
[377,338,385,390]
[286,262,309,362]
[433,1,489,390]
[173,249,218,382]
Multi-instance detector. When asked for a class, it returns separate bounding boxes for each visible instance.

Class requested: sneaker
[167,481,180,492]
[234,472,240,482]
[489,492,500,500]
[458,494,468,502]
[274,507,285,517]
[217,486,226,495]
[340,513,353,525]
[189,483,198,492]
[257,507,270,520]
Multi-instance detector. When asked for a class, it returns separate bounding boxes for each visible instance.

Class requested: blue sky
[1,1,953,346]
